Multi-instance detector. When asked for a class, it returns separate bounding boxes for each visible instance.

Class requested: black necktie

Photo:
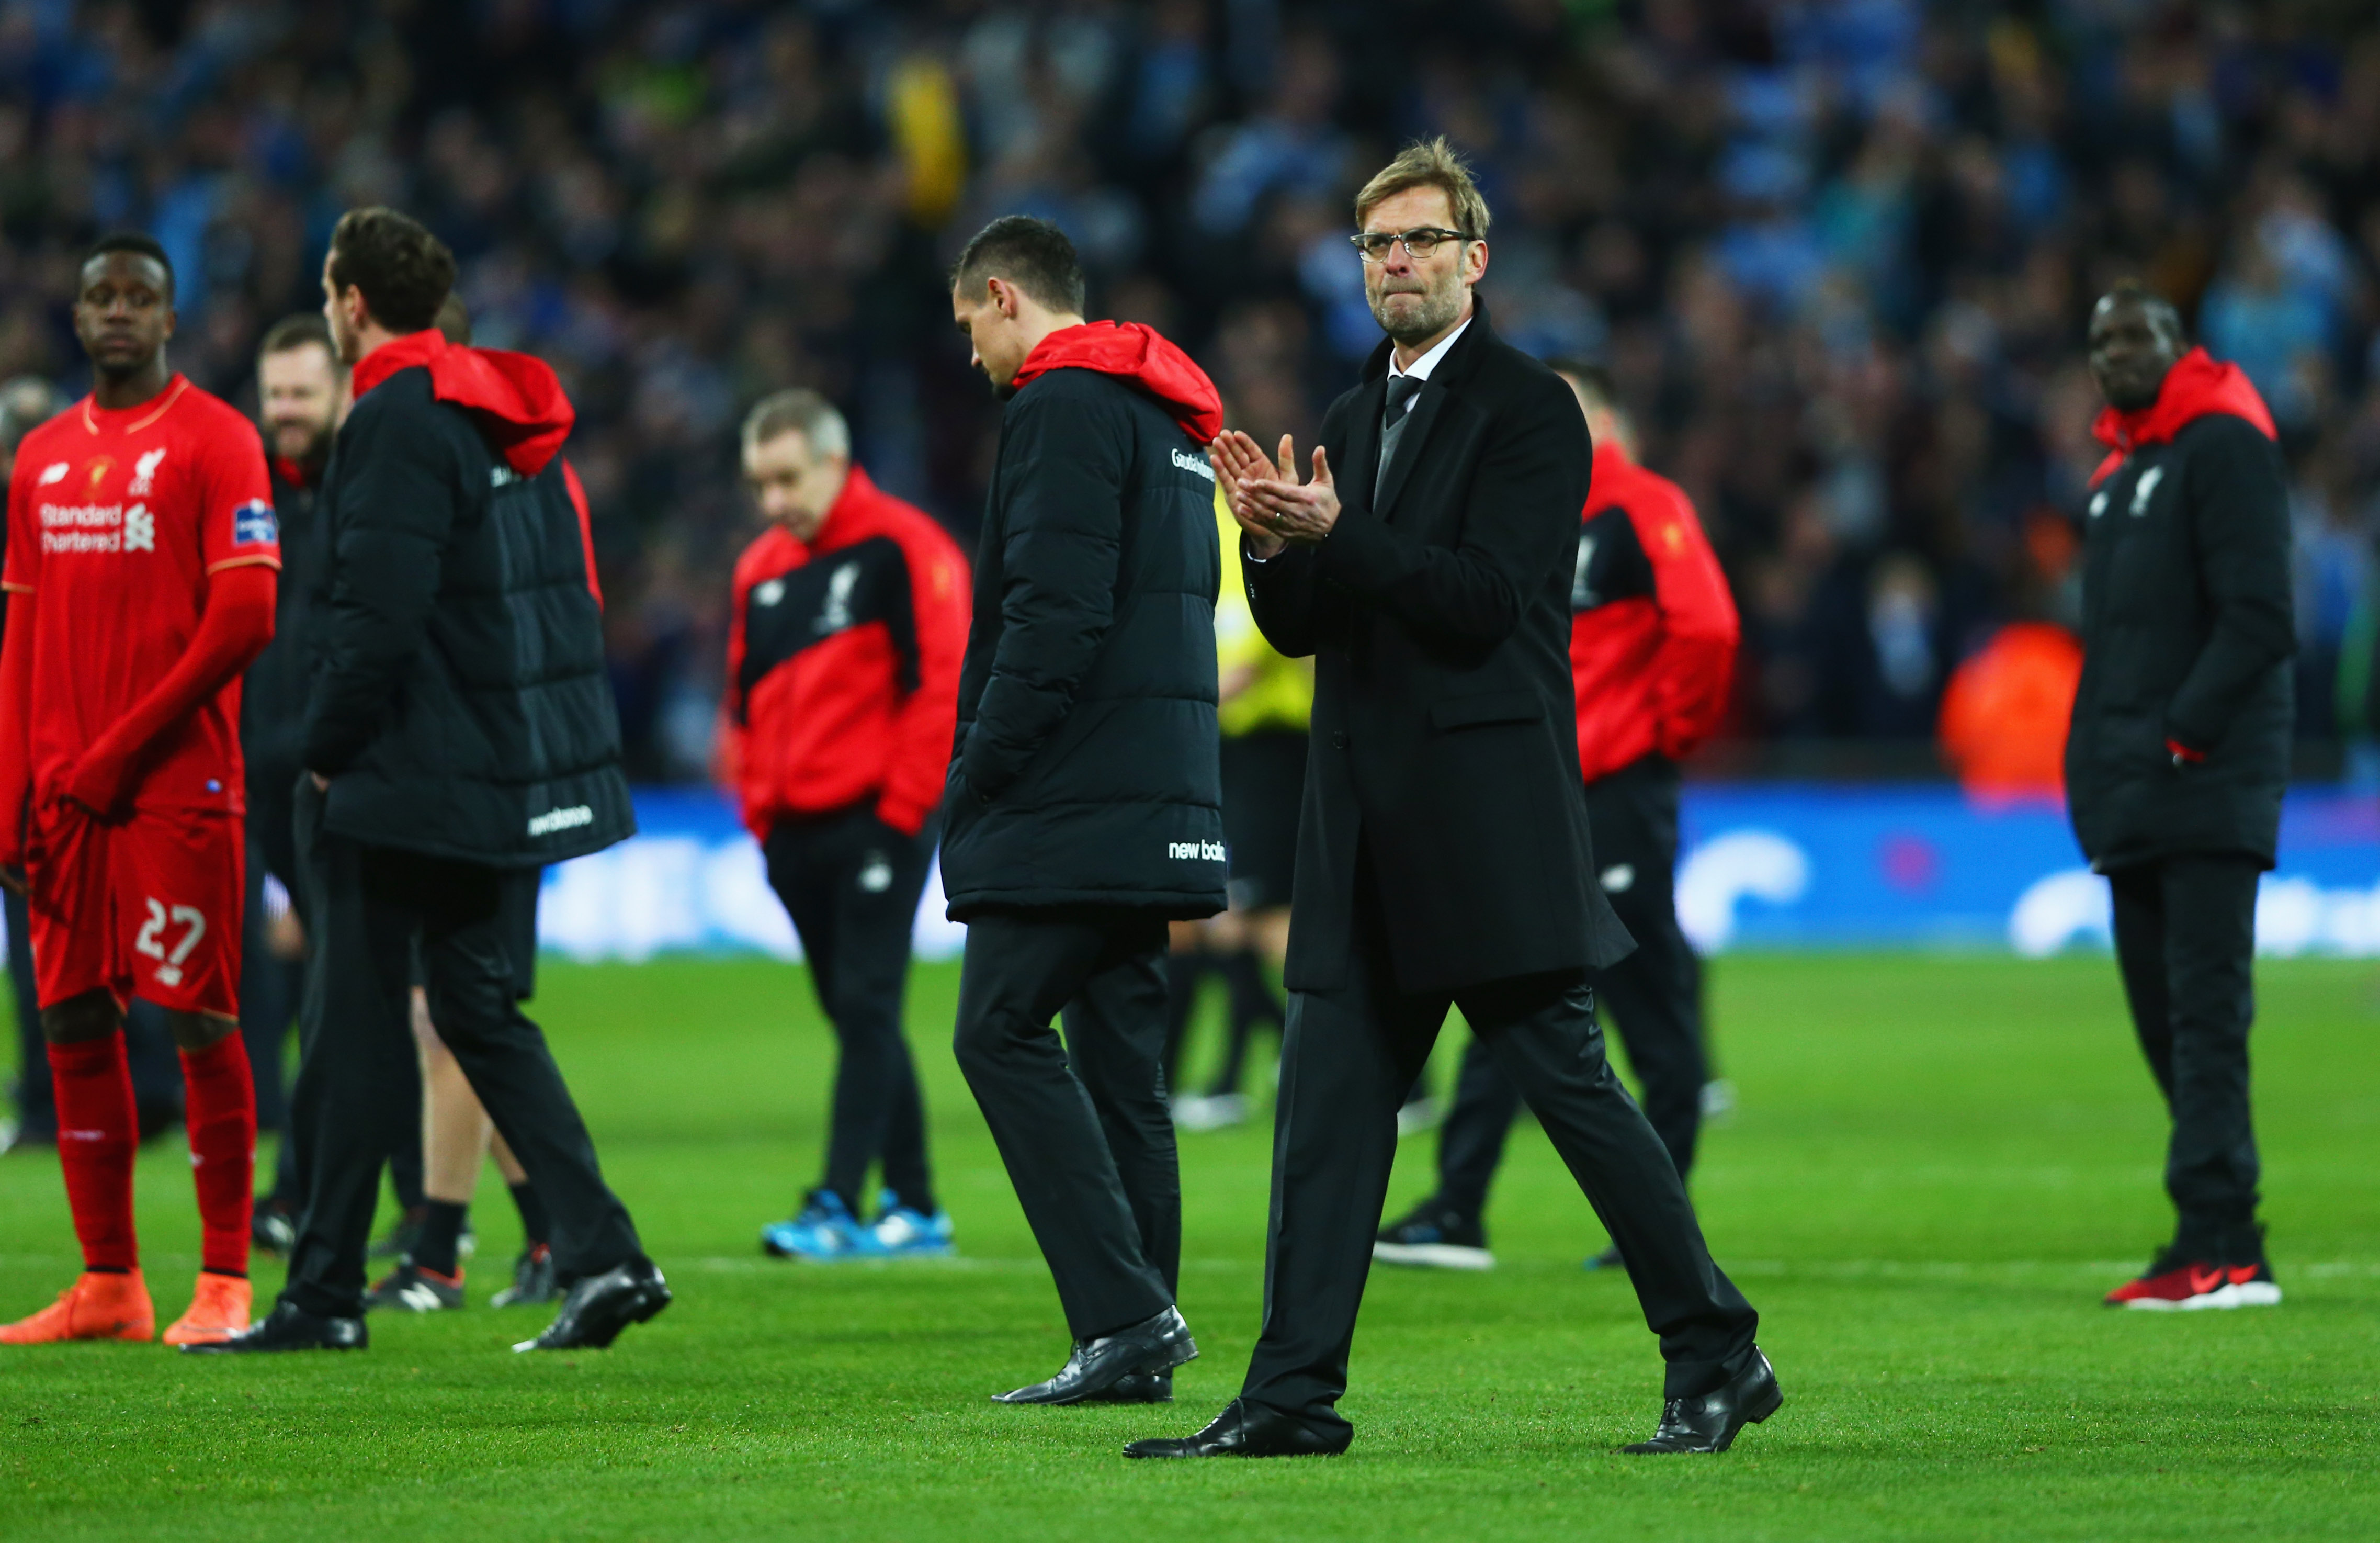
[1385,374,1423,429]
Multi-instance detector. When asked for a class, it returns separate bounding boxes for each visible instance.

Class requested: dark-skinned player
[0,233,280,1346]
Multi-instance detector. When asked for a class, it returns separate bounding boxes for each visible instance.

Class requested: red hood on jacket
[350,328,576,476]
[1011,321,1225,445]
[2089,347,2275,487]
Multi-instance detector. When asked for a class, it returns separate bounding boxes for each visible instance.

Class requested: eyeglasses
[1350,227,1472,263]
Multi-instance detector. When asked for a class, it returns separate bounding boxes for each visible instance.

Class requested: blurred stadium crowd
[4,0,2380,778]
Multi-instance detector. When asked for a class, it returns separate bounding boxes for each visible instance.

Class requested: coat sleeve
[958,381,1127,799]
[301,399,458,775]
[1312,373,1586,650]
[878,525,971,835]
[1631,478,1740,759]
[2166,416,2296,753]
[1241,399,1346,659]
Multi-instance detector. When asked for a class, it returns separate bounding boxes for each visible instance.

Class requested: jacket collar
[1366,293,1495,521]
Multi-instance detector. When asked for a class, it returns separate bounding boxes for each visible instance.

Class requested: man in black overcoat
[1127,141,1774,1460]
[2073,284,2293,1312]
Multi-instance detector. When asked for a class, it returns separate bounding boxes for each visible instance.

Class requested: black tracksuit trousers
[1432,758,1707,1220]
[762,807,937,1214]
[1242,851,1756,1441]
[2107,854,2265,1257]
[953,906,1179,1341]
[281,782,641,1319]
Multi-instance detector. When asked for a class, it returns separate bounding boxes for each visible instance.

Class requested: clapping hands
[1208,431,1339,559]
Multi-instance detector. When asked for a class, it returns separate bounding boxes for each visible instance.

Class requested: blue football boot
[761,1190,878,1262]
[867,1190,955,1258]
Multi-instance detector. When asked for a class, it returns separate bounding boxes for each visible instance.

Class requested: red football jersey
[3,375,279,816]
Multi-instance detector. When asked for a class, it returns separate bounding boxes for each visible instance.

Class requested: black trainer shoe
[514,1259,671,1351]
[365,1262,464,1313]
[1373,1200,1494,1271]
[251,1202,298,1257]
[180,1298,367,1354]
[491,1244,560,1308]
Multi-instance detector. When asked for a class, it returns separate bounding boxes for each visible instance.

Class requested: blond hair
[1354,137,1491,240]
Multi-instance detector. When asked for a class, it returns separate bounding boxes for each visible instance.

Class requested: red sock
[47,1036,139,1272]
[178,1035,256,1278]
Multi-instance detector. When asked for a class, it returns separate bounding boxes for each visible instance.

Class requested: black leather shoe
[180,1299,367,1354]
[993,1306,1196,1405]
[513,1259,671,1352]
[1084,1368,1172,1404]
[1124,1398,1348,1458]
[1621,1349,1782,1454]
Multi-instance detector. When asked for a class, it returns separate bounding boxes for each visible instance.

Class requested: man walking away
[1376,361,1738,1273]
[945,216,1227,1406]
[2072,282,2292,1312]
[724,389,970,1262]
[193,207,666,1355]
[1131,140,1771,1460]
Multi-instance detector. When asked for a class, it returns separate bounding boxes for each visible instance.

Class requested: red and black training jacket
[722,466,970,839]
[1570,441,1739,783]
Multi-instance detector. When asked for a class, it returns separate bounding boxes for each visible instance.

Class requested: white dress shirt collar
[1387,315,1471,384]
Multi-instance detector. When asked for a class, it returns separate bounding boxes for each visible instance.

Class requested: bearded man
[1128,139,1775,1461]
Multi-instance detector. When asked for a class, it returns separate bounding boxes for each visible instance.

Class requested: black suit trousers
[953,907,1179,1340]
[1437,761,1707,1218]
[2107,854,2263,1254]
[1242,853,1756,1441]
[281,781,642,1318]
[763,807,937,1213]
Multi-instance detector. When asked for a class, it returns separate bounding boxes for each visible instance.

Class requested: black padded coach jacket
[938,340,1228,920]
[301,334,633,869]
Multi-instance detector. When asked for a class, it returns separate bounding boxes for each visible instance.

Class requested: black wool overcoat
[1245,297,1634,994]
[2066,411,2295,871]
[301,368,635,868]
[938,366,1229,919]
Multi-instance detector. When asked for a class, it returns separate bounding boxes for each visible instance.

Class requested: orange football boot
[162,1271,252,1346]
[0,1270,156,1344]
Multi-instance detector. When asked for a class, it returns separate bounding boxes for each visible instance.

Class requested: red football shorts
[24,803,244,1017]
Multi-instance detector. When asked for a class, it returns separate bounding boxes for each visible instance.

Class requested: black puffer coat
[2066,411,2294,871]
[302,365,633,868]
[939,366,1227,918]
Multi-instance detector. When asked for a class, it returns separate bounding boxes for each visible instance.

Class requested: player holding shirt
[0,234,279,1346]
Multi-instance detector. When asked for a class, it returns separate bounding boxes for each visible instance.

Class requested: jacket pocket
[1429,691,1544,731]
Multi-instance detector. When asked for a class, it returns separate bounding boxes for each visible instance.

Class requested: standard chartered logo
[123,503,155,552]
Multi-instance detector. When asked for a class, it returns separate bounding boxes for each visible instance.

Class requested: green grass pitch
[3,952,2376,1540]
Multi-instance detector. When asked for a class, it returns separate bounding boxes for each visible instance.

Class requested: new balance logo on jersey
[123,504,155,553]
[232,499,277,547]
[129,448,166,495]
[36,461,68,486]
[1168,840,1227,861]
[492,466,520,487]
[528,804,594,837]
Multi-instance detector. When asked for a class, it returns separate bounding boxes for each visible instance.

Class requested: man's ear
[989,275,1020,320]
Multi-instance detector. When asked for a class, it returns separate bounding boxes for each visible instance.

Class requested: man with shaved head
[2071,281,2293,1312]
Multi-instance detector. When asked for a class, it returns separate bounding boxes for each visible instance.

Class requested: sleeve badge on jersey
[233,498,279,547]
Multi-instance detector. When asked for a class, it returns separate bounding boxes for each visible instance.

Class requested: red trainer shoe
[163,1271,252,1346]
[2105,1255,2283,1311]
[0,1270,157,1343]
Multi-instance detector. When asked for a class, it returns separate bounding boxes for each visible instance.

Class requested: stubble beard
[1371,275,1462,346]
